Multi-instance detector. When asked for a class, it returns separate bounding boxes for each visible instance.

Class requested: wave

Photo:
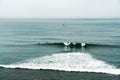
[0,52,120,75]
[6,42,120,49]
[35,42,120,48]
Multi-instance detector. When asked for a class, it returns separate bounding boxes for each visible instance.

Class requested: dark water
[0,19,120,80]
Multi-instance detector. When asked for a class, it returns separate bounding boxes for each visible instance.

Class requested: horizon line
[0,18,120,20]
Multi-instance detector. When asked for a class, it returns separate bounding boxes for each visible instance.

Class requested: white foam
[63,42,71,46]
[0,52,120,75]
[72,42,76,45]
[81,43,86,47]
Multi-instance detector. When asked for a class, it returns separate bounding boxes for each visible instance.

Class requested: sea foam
[0,52,120,75]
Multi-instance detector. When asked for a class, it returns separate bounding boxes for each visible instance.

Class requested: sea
[0,19,120,80]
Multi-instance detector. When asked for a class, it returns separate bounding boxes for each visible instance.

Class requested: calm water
[0,19,120,80]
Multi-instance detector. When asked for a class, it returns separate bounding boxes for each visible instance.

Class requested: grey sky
[0,0,120,18]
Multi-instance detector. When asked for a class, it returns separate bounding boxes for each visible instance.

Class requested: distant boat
[62,24,67,26]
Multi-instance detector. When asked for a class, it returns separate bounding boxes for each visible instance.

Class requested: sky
[0,0,120,18]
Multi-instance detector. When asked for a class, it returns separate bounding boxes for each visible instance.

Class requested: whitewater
[0,52,120,75]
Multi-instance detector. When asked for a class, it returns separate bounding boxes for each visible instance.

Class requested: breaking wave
[8,42,120,48]
[0,52,120,75]
[36,42,120,47]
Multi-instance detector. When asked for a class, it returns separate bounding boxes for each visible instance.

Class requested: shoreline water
[0,68,119,80]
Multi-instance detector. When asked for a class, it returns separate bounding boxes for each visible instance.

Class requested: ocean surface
[0,19,120,80]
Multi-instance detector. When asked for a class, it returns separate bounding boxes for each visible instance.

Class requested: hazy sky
[0,0,120,18]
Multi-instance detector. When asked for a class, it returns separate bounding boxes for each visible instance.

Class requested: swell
[6,42,120,48]
[39,42,120,48]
